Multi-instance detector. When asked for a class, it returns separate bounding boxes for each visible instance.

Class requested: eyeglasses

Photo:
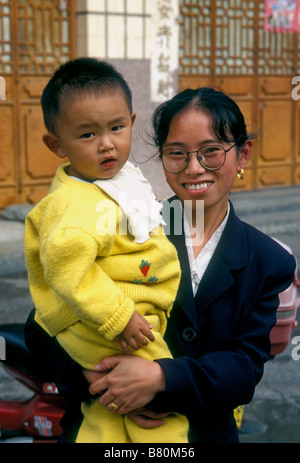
[161,144,237,174]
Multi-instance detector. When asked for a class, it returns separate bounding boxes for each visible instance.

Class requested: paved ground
[0,186,300,443]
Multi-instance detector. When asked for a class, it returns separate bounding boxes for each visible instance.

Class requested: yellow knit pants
[56,315,189,443]
[77,401,188,443]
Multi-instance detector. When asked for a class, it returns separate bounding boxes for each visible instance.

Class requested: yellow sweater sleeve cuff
[97,297,135,341]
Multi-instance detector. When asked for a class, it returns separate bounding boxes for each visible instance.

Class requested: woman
[25,87,296,443]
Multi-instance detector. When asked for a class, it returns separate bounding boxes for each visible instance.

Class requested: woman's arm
[25,248,296,421]
[24,311,165,414]
[25,313,168,430]
[155,259,297,419]
[88,252,296,421]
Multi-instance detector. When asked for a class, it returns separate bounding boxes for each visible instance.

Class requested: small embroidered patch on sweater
[133,260,158,284]
[139,260,151,276]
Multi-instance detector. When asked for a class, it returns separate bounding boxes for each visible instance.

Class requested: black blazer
[24,200,296,443]
[150,199,296,442]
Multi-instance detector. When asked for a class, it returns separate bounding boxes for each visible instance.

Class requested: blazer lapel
[164,198,197,327]
[195,202,249,313]
[165,198,249,321]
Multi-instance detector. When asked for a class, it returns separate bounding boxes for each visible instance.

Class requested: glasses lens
[162,149,187,173]
[199,146,226,170]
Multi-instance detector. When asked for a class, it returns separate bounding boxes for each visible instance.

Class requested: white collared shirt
[184,203,230,296]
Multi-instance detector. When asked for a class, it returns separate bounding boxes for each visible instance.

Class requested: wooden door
[178,0,300,191]
[0,0,76,210]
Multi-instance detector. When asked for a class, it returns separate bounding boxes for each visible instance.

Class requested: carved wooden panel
[0,106,14,181]
[22,106,65,179]
[179,0,300,191]
[258,166,292,188]
[0,0,75,210]
[258,101,292,164]
[0,102,17,208]
[295,166,300,185]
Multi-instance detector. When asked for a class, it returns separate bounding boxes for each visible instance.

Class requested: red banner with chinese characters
[264,0,300,32]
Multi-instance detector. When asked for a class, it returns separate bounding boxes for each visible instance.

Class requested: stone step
[230,186,300,234]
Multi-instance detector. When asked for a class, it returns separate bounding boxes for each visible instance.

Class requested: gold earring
[237,169,244,180]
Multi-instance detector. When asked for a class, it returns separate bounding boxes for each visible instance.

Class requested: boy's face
[43,90,135,181]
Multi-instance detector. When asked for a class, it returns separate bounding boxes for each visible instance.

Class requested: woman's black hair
[41,57,133,135]
[152,87,255,152]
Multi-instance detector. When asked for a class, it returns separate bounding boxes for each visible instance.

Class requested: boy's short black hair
[41,57,133,134]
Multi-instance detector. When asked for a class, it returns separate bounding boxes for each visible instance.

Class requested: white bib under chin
[94,161,165,243]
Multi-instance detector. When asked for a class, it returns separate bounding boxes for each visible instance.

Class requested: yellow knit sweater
[24,164,190,443]
[24,164,181,347]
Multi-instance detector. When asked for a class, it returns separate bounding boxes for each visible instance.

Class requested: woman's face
[162,108,251,216]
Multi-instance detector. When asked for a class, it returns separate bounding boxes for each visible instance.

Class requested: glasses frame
[162,144,237,174]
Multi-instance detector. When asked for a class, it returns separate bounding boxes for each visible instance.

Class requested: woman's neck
[185,200,229,258]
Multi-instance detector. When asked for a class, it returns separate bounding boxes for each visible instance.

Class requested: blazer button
[182,327,197,343]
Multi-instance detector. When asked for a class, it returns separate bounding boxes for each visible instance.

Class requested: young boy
[24,58,188,443]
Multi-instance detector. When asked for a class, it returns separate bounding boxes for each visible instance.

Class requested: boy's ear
[131,113,136,126]
[42,132,66,159]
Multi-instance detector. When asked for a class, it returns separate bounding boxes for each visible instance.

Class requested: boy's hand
[118,311,155,354]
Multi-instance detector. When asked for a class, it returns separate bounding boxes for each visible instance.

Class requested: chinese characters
[151,0,178,102]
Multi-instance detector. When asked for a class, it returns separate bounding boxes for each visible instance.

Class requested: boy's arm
[35,227,135,339]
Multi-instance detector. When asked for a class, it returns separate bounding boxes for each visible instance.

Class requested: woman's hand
[82,368,107,389]
[89,355,166,415]
[128,409,172,429]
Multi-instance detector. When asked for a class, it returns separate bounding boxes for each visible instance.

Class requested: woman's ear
[237,139,252,170]
[42,133,66,159]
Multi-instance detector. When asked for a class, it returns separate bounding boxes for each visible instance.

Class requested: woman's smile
[183,181,213,192]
